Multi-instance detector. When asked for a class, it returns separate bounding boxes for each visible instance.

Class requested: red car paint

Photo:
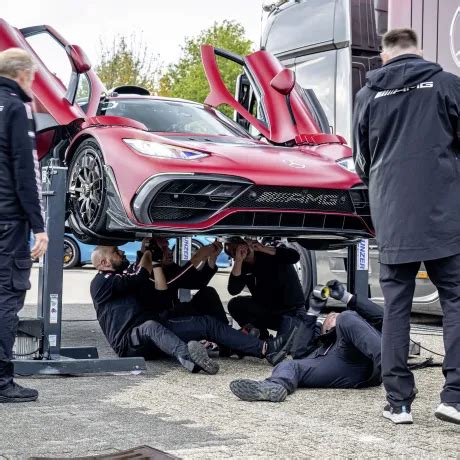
[0,19,371,244]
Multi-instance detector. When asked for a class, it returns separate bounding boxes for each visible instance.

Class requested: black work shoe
[265,327,298,366]
[382,404,413,424]
[435,403,460,425]
[0,382,38,403]
[230,379,287,402]
[187,341,219,375]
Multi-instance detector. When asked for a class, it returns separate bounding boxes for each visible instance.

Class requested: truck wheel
[287,242,314,301]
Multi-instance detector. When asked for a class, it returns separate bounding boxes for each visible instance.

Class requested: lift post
[13,153,146,375]
[347,239,370,299]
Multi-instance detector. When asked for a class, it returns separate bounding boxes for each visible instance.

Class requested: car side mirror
[66,44,91,74]
[270,68,295,95]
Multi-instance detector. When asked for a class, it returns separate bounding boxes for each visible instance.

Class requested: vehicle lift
[12,146,375,376]
[13,147,146,375]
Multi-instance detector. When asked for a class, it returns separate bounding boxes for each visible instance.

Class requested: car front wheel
[67,139,107,235]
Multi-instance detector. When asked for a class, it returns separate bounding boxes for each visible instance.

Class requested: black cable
[410,338,445,358]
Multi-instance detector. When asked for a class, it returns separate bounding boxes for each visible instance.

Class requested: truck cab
[260,0,460,314]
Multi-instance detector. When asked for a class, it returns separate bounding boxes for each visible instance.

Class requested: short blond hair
[0,48,35,79]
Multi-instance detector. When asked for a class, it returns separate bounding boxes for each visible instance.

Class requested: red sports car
[0,20,372,248]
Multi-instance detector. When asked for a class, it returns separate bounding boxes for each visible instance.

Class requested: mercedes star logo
[450,6,460,68]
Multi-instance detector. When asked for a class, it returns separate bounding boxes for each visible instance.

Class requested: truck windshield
[99,98,250,137]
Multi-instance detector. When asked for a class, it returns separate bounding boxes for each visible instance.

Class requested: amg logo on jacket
[375,82,433,99]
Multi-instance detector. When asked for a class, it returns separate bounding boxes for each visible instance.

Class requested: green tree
[95,34,161,93]
[158,20,253,116]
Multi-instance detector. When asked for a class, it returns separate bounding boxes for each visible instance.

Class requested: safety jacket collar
[0,76,32,102]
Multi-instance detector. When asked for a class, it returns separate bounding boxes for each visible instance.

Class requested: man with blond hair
[0,48,48,403]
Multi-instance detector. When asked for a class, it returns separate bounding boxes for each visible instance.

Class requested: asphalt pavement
[1,267,457,459]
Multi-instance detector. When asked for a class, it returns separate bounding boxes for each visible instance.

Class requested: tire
[287,242,314,301]
[67,139,107,236]
[63,236,81,269]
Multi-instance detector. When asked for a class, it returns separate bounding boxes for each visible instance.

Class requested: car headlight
[123,139,209,160]
[337,157,356,173]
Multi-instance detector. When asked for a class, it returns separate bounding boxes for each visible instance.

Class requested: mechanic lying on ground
[135,237,228,325]
[230,280,383,402]
[90,245,297,373]
[225,238,310,358]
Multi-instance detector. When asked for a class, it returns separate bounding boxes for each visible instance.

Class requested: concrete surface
[2,268,458,459]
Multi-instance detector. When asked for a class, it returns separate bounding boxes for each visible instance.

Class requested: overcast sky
[2,0,264,68]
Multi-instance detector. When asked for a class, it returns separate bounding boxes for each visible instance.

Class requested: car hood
[153,134,359,189]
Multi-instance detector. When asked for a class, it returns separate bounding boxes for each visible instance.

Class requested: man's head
[381,28,421,64]
[321,312,338,335]
[156,238,174,265]
[91,246,129,272]
[0,48,36,96]
[224,236,254,262]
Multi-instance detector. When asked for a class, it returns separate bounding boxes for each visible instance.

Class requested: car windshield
[99,98,249,137]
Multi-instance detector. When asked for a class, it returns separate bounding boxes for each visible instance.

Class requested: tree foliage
[95,34,161,92]
[158,20,253,115]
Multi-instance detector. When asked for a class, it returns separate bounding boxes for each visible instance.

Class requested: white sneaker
[435,403,460,425]
[383,404,413,424]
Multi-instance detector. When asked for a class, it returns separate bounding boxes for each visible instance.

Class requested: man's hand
[31,232,48,259]
[246,239,276,256]
[326,280,353,304]
[208,240,223,268]
[234,244,249,263]
[190,244,214,267]
[139,249,153,273]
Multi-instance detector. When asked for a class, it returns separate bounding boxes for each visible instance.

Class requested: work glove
[307,293,327,317]
[326,280,353,305]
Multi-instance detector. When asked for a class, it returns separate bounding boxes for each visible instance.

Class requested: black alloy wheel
[68,140,107,233]
[63,236,81,269]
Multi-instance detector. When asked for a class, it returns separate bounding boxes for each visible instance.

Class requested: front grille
[231,186,354,213]
[214,211,373,237]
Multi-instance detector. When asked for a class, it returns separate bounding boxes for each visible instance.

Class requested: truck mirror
[270,68,296,95]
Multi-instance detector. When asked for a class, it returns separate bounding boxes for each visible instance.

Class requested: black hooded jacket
[0,77,44,233]
[353,55,460,264]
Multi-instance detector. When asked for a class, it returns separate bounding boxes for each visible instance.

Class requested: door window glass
[25,32,72,90]
[76,74,91,113]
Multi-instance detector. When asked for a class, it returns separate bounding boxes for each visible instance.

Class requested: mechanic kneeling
[230,280,383,402]
[225,238,310,357]
[138,238,228,324]
[90,246,296,372]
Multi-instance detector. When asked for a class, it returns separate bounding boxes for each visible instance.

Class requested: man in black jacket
[0,49,48,403]
[353,28,460,425]
[90,246,296,370]
[230,280,383,403]
[225,238,308,356]
[149,237,228,324]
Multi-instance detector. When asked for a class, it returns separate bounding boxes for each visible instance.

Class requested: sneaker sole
[188,341,219,375]
[267,326,298,366]
[382,410,413,424]
[435,408,460,425]
[230,379,287,402]
[0,395,38,403]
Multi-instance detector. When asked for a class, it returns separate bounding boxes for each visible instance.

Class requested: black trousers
[170,287,228,324]
[125,314,264,362]
[228,296,304,333]
[268,306,382,393]
[380,254,460,407]
[0,221,32,389]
